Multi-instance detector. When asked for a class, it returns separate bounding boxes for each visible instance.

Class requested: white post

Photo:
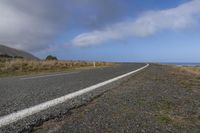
[93,61,96,68]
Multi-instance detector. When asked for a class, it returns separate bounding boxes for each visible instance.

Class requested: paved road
[0,63,145,119]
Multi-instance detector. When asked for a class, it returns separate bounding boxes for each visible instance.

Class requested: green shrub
[45,55,58,61]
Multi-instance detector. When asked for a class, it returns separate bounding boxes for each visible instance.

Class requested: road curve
[0,63,148,129]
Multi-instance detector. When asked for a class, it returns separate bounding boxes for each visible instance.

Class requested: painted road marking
[20,72,79,80]
[0,64,149,128]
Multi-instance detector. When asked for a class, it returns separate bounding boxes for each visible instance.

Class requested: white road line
[0,64,149,128]
[20,72,79,80]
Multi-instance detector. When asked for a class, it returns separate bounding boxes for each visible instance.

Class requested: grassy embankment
[0,58,112,77]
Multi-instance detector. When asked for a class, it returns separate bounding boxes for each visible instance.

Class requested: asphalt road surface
[0,63,146,126]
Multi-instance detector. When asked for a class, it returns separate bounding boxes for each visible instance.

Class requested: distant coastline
[161,63,200,66]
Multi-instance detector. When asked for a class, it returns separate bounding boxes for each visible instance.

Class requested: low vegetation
[179,66,200,75]
[0,58,112,77]
[45,55,58,61]
[170,65,200,90]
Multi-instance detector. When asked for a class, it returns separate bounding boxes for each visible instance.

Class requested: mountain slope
[0,44,39,60]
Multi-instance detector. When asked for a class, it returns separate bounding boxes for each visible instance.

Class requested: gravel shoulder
[33,64,200,133]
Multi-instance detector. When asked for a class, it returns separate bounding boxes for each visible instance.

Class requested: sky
[0,0,200,62]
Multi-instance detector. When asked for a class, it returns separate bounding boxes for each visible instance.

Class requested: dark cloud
[0,0,125,52]
[67,0,124,29]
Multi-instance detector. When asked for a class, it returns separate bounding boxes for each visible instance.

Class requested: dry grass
[180,66,200,75]
[0,59,113,77]
[170,65,200,76]
[169,65,200,88]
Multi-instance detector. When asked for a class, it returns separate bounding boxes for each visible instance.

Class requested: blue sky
[0,0,200,62]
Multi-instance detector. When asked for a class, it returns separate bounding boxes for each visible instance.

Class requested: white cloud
[72,0,200,46]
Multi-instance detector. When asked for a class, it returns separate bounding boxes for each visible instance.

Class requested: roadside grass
[169,65,200,89]
[0,59,113,77]
[157,114,172,124]
[155,99,189,126]
[154,66,200,128]
[155,99,174,124]
[175,66,200,75]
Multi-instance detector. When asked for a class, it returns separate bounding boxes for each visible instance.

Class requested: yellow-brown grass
[0,59,113,76]
[177,66,200,75]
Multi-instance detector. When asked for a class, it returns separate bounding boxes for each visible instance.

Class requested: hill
[0,44,39,60]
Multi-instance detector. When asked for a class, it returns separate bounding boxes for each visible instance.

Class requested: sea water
[163,63,200,66]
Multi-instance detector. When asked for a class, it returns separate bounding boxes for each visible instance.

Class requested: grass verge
[0,59,113,77]
[175,66,200,75]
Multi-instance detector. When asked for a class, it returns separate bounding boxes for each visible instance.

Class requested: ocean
[162,63,200,66]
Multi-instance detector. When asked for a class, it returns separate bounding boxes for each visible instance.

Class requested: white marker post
[93,61,96,68]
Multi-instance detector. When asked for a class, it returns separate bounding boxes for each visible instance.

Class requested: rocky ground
[32,64,200,133]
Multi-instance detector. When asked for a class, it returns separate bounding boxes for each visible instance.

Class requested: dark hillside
[0,44,39,60]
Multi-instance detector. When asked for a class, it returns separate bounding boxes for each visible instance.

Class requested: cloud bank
[0,0,70,51]
[0,0,123,52]
[72,0,200,47]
